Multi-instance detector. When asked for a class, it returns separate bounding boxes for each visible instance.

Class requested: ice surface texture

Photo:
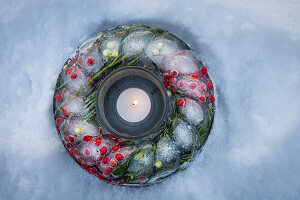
[53,25,215,186]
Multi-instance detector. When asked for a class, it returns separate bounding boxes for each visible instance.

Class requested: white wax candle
[116,88,151,122]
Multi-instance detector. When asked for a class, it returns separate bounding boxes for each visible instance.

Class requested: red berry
[181,50,188,55]
[163,73,170,80]
[194,70,200,74]
[62,107,69,117]
[199,96,206,102]
[115,153,124,161]
[87,76,93,84]
[209,95,215,103]
[163,81,169,88]
[138,177,146,184]
[56,125,60,132]
[110,159,117,167]
[170,70,178,77]
[102,171,111,178]
[200,83,207,91]
[201,67,207,75]
[105,166,112,173]
[66,143,72,148]
[56,116,64,124]
[117,141,123,146]
[71,73,78,79]
[207,81,213,90]
[177,80,185,88]
[55,93,62,102]
[83,148,91,156]
[95,138,102,146]
[65,67,72,75]
[112,145,119,152]
[191,74,199,79]
[72,148,78,155]
[68,150,73,157]
[98,174,105,180]
[81,164,88,170]
[177,99,184,106]
[188,82,197,89]
[100,146,108,155]
[68,135,75,143]
[102,156,109,164]
[83,135,92,142]
[97,155,103,161]
[77,157,82,163]
[90,167,97,174]
[86,57,95,66]
[169,78,175,85]
[63,136,68,142]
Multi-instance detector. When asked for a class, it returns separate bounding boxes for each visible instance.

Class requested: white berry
[106,41,115,49]
[157,42,164,50]
[102,49,110,57]
[151,48,160,56]
[111,50,119,57]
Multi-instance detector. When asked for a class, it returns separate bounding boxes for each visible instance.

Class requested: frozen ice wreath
[53,25,215,186]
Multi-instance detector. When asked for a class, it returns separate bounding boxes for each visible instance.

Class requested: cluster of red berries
[64,56,95,81]
[65,65,79,79]
[77,134,126,177]
[162,66,215,106]
[98,140,126,177]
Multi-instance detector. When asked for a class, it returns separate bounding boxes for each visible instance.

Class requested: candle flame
[131,99,139,107]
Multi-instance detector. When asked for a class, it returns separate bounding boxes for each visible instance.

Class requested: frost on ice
[180,98,204,126]
[127,147,155,179]
[122,30,155,58]
[172,121,194,152]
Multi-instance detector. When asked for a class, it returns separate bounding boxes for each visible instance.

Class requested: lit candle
[96,66,168,139]
[116,88,151,122]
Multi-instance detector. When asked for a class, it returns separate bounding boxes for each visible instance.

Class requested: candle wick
[131,99,139,107]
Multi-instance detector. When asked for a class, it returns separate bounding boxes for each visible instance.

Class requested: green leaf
[112,149,141,176]
[151,146,157,152]
[54,74,64,92]
[198,107,214,148]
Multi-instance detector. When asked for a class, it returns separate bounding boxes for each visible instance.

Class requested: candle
[96,66,168,139]
[116,88,151,122]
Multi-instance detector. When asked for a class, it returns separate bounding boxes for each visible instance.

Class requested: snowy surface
[0,0,300,199]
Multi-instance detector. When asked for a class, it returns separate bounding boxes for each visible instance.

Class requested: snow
[0,0,300,199]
